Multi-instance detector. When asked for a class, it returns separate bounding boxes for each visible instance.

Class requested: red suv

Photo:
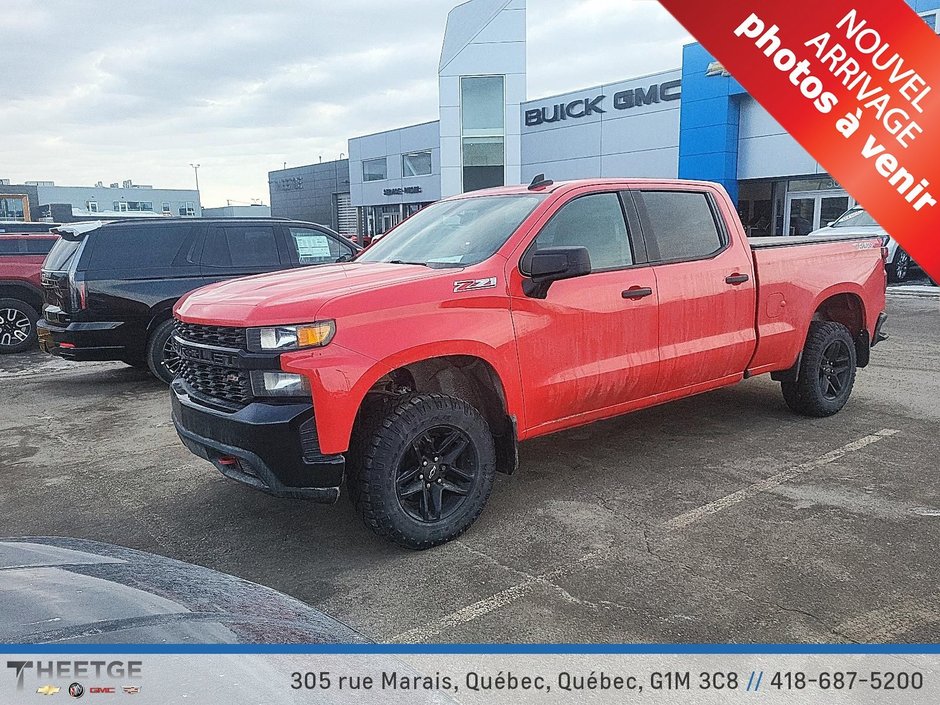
[0,233,58,353]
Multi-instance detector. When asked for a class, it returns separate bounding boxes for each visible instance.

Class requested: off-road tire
[146,319,178,384]
[345,393,397,507]
[0,298,39,354]
[350,393,497,550]
[781,320,857,417]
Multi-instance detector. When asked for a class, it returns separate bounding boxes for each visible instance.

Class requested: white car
[810,206,915,283]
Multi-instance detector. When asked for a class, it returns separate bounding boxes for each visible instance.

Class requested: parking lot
[1,292,937,644]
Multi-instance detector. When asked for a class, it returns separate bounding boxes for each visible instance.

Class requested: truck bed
[746,233,887,377]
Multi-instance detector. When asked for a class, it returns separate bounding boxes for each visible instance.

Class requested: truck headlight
[249,371,310,397]
[251,321,335,352]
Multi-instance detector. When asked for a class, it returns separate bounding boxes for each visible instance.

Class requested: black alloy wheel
[395,425,480,523]
[349,393,498,549]
[818,339,852,401]
[162,333,181,378]
[892,250,911,282]
[146,319,180,384]
[781,320,857,417]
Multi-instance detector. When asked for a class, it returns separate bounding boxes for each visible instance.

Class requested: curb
[886,286,939,300]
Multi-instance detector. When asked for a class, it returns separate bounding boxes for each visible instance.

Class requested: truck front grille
[175,321,247,350]
[175,320,251,406]
[177,359,252,407]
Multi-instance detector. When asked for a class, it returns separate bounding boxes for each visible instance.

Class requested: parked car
[809,206,915,282]
[0,232,58,353]
[37,218,359,383]
[171,178,887,549]
[0,536,367,644]
[345,232,373,247]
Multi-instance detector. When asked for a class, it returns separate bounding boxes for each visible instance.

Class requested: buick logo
[68,682,84,698]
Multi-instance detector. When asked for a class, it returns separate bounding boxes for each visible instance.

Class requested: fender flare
[0,280,44,310]
[298,340,524,455]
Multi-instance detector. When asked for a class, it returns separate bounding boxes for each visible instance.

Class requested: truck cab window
[529,193,632,271]
[638,191,724,262]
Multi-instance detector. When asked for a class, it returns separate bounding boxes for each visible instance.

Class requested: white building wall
[348,121,441,208]
[201,205,271,218]
[439,0,526,197]
[520,70,682,183]
[35,184,201,216]
[737,97,825,179]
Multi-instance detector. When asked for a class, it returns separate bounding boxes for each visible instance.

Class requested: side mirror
[522,246,592,299]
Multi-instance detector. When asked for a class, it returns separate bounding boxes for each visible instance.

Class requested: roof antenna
[528,173,554,191]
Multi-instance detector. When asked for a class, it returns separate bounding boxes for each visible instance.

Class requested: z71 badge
[453,277,497,293]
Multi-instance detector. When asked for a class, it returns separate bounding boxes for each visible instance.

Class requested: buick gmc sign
[524,79,681,128]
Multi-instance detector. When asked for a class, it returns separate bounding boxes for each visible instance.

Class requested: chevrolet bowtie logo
[37,685,60,695]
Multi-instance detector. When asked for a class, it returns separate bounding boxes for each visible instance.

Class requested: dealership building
[269,0,940,239]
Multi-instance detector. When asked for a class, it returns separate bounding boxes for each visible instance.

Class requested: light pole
[190,163,201,212]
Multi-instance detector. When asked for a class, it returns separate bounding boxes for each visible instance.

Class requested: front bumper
[37,319,128,361]
[171,379,344,502]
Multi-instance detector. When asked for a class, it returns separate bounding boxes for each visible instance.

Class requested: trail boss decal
[453,277,497,293]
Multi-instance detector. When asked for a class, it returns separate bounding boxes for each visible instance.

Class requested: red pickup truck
[0,233,57,354]
[172,178,888,549]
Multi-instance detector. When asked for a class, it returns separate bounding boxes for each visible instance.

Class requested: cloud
[0,0,690,207]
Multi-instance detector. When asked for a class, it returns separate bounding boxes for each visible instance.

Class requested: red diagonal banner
[659,0,940,281]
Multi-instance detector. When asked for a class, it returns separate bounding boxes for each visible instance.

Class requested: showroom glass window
[363,158,388,182]
[402,151,432,177]
[461,76,505,192]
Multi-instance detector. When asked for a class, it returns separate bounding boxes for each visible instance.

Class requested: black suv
[37,218,359,382]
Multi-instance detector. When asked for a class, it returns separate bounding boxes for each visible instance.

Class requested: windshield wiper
[387,260,429,267]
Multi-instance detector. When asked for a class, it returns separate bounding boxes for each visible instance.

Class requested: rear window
[25,238,56,255]
[86,225,193,271]
[637,191,725,262]
[44,238,84,271]
[0,237,54,255]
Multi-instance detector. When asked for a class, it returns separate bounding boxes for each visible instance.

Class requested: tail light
[69,271,87,311]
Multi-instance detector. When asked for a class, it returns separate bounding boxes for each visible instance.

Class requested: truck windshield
[830,207,879,228]
[357,195,543,268]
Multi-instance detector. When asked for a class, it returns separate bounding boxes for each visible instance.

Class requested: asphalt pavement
[1,293,937,643]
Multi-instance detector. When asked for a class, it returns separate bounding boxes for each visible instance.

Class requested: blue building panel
[677,0,938,203]
[677,43,742,201]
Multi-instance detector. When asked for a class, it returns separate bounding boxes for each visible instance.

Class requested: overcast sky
[2,0,690,207]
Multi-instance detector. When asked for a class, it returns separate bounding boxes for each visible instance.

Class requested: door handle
[622,287,653,300]
[725,273,750,285]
